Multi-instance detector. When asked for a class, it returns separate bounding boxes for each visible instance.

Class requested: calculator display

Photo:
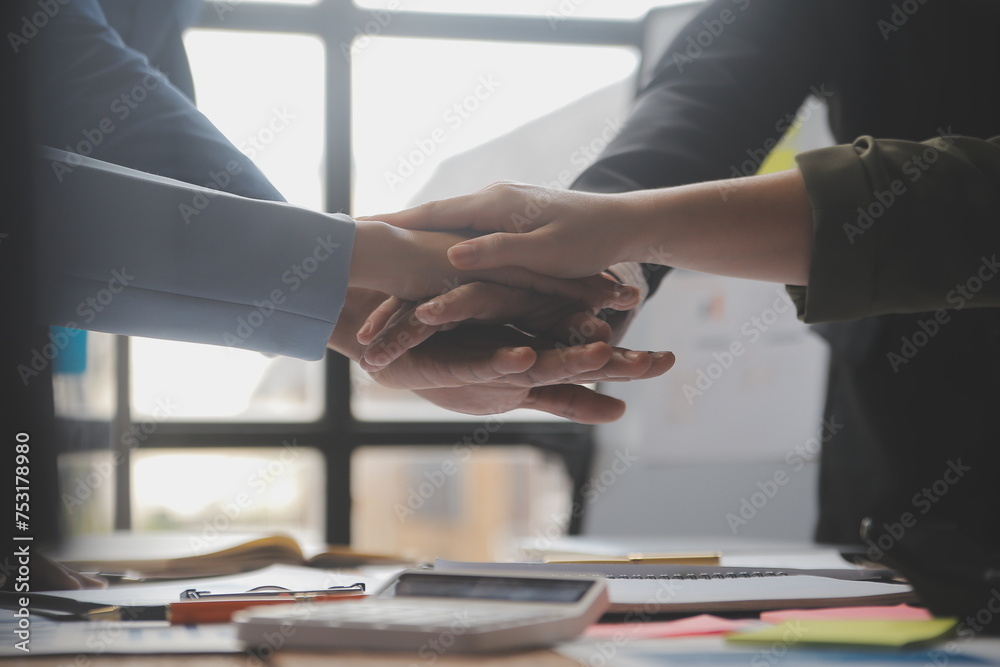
[387,572,592,603]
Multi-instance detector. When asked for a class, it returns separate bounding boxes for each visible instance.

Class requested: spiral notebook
[433,560,915,614]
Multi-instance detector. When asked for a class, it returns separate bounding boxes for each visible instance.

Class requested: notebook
[433,560,915,614]
[50,532,408,578]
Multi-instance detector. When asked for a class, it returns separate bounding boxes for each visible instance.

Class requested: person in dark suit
[371,0,1000,553]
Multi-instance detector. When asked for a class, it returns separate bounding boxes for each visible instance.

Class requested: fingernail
[356,322,372,341]
[624,350,642,361]
[448,243,478,267]
[415,303,441,325]
[651,351,673,360]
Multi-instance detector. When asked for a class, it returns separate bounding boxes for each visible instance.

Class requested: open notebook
[51,533,408,578]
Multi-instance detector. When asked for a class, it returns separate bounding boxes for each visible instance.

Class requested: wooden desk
[8,651,580,667]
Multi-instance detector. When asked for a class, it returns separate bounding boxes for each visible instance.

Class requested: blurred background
[55,0,833,562]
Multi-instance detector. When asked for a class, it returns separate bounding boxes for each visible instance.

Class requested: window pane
[184,30,326,208]
[131,31,327,422]
[352,445,572,561]
[52,330,116,421]
[131,447,325,545]
[353,0,694,20]
[59,451,116,536]
[131,339,324,421]
[350,37,636,421]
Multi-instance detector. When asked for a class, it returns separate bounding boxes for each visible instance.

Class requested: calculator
[233,569,609,653]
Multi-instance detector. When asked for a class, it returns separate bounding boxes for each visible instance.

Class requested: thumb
[448,232,540,272]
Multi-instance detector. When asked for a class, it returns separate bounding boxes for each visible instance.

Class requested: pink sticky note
[586,614,755,640]
[760,604,932,624]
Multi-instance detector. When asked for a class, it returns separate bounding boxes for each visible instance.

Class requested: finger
[361,306,442,371]
[371,345,538,390]
[478,269,639,312]
[522,384,626,424]
[637,350,676,379]
[357,296,406,345]
[414,283,514,325]
[544,310,613,345]
[502,348,675,387]
[448,232,534,271]
[502,342,614,388]
[543,349,676,384]
[357,188,500,231]
[413,284,617,341]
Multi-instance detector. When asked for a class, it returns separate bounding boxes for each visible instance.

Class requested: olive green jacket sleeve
[788,134,1000,322]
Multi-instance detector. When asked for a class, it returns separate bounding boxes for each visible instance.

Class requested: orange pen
[168,591,367,624]
[84,584,368,624]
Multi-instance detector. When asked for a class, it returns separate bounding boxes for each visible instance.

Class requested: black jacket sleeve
[571,0,832,294]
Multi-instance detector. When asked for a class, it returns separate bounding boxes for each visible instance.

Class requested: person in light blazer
[28,0,674,423]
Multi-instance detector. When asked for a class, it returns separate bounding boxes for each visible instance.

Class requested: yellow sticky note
[727,619,957,649]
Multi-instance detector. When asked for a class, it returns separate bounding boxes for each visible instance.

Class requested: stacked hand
[329,285,673,423]
[333,182,701,423]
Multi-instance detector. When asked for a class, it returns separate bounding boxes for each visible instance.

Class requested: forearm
[34,148,352,361]
[620,169,814,285]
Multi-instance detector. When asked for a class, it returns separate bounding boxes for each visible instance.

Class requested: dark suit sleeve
[29,0,282,202]
[790,135,1000,322]
[571,0,831,293]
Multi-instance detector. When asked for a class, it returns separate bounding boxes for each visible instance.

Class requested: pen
[543,551,722,565]
[86,584,368,624]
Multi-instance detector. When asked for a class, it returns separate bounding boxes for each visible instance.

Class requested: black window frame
[110,0,647,545]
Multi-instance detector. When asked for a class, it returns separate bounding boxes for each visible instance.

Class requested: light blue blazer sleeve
[34,147,356,361]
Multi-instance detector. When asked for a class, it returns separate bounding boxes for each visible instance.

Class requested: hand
[22,554,108,591]
[348,219,639,309]
[357,282,614,370]
[362,182,641,279]
[367,171,815,287]
[365,326,675,423]
[328,289,675,423]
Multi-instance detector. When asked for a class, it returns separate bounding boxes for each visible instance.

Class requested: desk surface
[7,651,578,667]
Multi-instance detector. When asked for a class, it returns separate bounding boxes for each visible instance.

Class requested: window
[60,0,672,552]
